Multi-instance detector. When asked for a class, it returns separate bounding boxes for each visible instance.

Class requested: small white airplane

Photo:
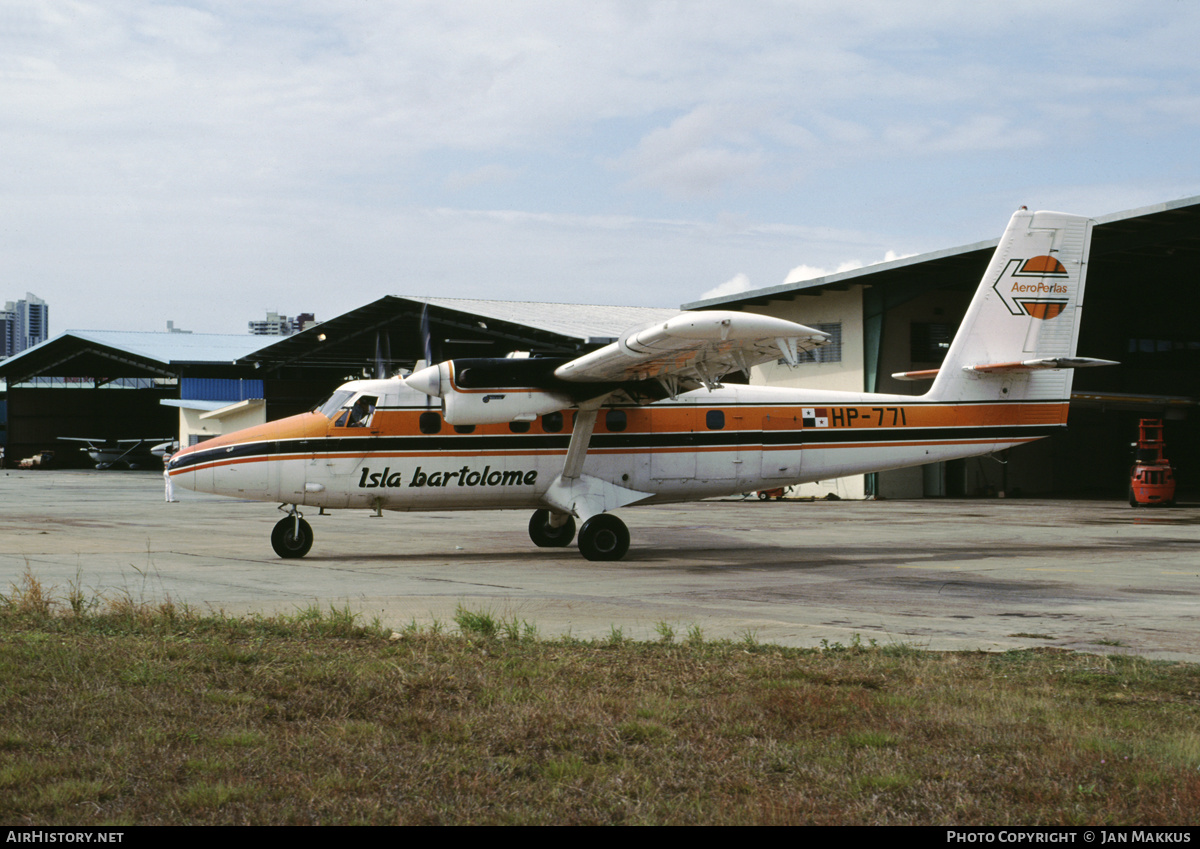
[60,437,173,470]
[168,209,1115,561]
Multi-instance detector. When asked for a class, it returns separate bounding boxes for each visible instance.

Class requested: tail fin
[926,209,1095,403]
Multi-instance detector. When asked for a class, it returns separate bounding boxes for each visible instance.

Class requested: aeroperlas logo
[992,255,1070,320]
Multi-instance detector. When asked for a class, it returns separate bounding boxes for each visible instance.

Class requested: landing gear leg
[529,509,577,547]
[272,506,313,558]
[577,513,630,562]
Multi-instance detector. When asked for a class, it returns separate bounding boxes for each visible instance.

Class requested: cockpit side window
[335,394,378,428]
[318,390,355,420]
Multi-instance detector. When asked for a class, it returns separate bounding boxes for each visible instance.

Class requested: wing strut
[541,398,653,523]
[559,405,599,483]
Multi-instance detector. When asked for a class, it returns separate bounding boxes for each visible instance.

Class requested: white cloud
[783,251,917,285]
[699,273,753,301]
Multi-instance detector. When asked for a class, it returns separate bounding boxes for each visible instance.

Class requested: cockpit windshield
[316,390,355,420]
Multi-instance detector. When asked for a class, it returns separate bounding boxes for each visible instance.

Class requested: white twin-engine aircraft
[168,209,1114,561]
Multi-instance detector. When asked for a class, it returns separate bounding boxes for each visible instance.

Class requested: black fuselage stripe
[170,424,1061,470]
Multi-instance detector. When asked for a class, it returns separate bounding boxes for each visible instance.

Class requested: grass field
[3,569,1199,825]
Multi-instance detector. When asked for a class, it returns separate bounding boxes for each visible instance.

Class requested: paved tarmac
[2,468,1198,660]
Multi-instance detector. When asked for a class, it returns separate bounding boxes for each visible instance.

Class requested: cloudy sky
[4,0,1199,335]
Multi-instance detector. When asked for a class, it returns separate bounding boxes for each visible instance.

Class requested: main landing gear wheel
[577,514,630,562]
[271,515,313,559]
[528,509,577,547]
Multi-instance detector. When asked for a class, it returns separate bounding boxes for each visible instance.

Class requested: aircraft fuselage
[169,381,1064,511]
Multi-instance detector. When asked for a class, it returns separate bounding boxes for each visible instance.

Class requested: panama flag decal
[802,408,829,428]
[992,255,1071,320]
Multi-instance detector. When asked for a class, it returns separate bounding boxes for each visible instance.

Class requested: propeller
[420,304,434,410]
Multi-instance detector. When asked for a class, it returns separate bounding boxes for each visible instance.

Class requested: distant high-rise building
[2,293,48,359]
[248,310,316,336]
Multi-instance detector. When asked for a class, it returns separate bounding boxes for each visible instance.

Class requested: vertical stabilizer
[926,209,1094,403]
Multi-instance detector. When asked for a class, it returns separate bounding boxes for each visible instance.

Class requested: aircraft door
[728,411,757,490]
[273,437,309,504]
[321,394,379,481]
[761,412,802,480]
[649,407,697,483]
[304,393,381,508]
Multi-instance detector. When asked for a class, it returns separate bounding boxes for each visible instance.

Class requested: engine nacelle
[443,387,571,425]
[405,359,573,426]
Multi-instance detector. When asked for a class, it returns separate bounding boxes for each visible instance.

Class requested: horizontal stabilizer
[891,368,942,382]
[893,357,1117,381]
[966,357,1119,374]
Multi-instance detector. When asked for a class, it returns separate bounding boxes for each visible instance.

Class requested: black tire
[578,514,630,562]
[271,516,313,559]
[528,509,577,547]
[758,491,770,501]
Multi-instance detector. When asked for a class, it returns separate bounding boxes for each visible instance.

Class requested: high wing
[554,310,828,394]
[404,309,828,419]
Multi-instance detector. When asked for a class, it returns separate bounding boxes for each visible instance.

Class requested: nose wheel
[272,513,313,558]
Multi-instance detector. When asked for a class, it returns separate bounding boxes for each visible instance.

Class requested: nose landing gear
[272,507,313,558]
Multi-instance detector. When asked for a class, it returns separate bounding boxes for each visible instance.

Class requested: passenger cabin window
[453,424,476,434]
[419,411,442,434]
[606,409,627,432]
[509,421,531,433]
[542,412,564,433]
[706,410,725,430]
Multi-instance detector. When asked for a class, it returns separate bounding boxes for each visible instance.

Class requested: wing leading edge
[554,310,828,392]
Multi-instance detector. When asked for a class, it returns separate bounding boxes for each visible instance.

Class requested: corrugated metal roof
[54,330,269,363]
[0,329,274,383]
[409,298,681,341]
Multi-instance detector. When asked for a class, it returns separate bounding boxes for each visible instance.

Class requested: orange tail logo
[993,256,1069,319]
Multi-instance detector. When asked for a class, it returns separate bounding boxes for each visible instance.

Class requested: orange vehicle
[1129,418,1176,507]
